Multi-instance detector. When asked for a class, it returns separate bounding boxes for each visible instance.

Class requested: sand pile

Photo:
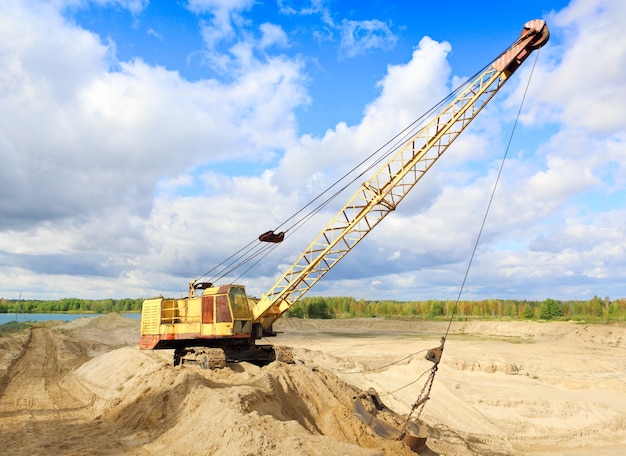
[0,330,29,378]
[276,318,626,455]
[60,312,140,356]
[72,345,415,455]
[2,314,626,455]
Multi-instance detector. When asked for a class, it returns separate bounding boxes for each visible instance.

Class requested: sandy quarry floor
[1,314,625,455]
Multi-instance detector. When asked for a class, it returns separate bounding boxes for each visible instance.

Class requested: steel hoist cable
[398,48,544,431]
[334,348,431,376]
[195,33,537,289]
[194,58,501,286]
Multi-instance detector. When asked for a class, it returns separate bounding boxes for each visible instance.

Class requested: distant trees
[539,298,562,320]
[286,295,626,321]
[522,305,535,319]
[1,295,625,322]
[287,297,335,319]
[428,300,445,318]
[0,298,143,314]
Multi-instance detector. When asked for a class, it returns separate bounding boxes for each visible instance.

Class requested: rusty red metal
[494,19,549,76]
[259,230,285,243]
[353,388,427,453]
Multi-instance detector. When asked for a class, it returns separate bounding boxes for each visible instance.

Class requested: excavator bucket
[259,230,285,243]
[353,388,428,453]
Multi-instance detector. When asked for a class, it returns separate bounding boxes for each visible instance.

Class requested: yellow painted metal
[140,298,162,335]
[252,20,549,328]
[140,284,251,340]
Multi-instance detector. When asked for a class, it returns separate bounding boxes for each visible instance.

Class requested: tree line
[1,295,625,322]
[0,297,143,314]
[286,295,626,321]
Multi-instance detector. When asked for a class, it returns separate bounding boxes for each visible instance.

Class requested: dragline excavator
[140,20,549,369]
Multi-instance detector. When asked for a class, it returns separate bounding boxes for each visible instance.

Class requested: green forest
[0,297,143,314]
[286,295,626,321]
[0,295,625,322]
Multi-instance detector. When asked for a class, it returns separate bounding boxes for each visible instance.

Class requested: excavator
[140,19,549,369]
[140,19,548,453]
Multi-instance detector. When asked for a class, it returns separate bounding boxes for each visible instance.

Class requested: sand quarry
[1,314,625,455]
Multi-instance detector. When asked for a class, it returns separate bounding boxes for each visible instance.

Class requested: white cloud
[0,0,308,225]
[523,0,626,135]
[366,37,451,127]
[147,28,163,40]
[339,19,397,58]
[259,23,289,49]
[189,0,258,72]
[51,0,148,14]
[0,0,308,298]
[186,0,254,15]
[271,36,452,194]
[277,0,328,17]
[2,0,626,303]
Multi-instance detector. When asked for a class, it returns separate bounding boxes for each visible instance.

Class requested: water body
[0,312,140,326]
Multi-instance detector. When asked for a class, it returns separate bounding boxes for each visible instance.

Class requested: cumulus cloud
[0,0,307,298]
[188,0,257,72]
[278,0,398,58]
[277,0,328,16]
[339,19,397,57]
[271,36,452,194]
[521,0,626,135]
[1,0,625,302]
[259,23,289,49]
[52,0,148,14]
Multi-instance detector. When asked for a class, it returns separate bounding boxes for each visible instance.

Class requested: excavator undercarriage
[173,344,295,369]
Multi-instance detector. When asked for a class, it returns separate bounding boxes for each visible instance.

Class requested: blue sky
[1,0,625,302]
[67,1,571,136]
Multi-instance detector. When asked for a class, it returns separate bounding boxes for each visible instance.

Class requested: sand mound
[71,347,414,455]
[60,312,137,330]
[58,313,140,356]
[0,330,30,377]
[3,316,626,455]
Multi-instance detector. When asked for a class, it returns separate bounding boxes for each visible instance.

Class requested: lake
[0,312,141,326]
